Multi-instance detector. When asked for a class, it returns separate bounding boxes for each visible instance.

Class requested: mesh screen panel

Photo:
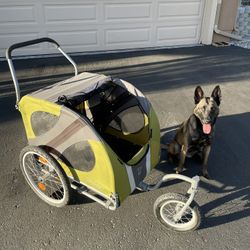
[31,111,59,136]
[62,141,95,172]
[109,106,144,133]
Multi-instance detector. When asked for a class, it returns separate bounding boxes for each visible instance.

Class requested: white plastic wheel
[154,193,201,232]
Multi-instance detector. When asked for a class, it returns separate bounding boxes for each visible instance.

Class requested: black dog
[167,85,222,179]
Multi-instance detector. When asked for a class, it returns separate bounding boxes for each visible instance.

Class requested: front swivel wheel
[154,193,201,231]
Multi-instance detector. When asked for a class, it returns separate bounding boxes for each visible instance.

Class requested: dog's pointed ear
[211,85,221,106]
[194,86,204,104]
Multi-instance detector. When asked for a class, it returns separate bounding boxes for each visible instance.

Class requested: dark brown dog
[167,85,222,179]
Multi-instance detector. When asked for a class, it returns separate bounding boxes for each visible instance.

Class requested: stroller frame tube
[6,37,78,109]
[70,179,119,211]
[6,58,20,109]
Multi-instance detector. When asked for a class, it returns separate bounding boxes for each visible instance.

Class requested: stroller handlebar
[5,37,78,109]
[6,37,60,60]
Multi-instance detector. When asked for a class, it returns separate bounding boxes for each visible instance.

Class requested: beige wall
[213,0,240,42]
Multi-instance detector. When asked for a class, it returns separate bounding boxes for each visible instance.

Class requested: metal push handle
[5,37,78,109]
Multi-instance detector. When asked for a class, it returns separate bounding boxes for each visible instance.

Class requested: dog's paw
[174,167,186,174]
[203,172,210,179]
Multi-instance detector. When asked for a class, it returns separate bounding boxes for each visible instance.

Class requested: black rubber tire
[153,193,201,232]
[19,145,72,207]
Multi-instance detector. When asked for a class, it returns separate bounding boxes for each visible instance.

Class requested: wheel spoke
[50,177,63,189]
[160,199,196,228]
[27,164,39,177]
[27,158,40,174]
[48,178,62,185]
[44,182,61,192]
[23,151,66,203]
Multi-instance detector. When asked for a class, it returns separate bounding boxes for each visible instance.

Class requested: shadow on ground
[1,46,250,99]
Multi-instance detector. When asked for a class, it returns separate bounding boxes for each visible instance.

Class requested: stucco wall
[213,0,240,42]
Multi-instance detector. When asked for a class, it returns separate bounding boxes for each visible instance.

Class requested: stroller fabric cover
[18,72,160,203]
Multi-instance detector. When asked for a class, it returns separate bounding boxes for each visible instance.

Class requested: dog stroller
[6,38,201,231]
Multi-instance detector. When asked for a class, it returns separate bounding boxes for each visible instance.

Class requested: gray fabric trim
[31,72,106,102]
[119,79,150,114]
[29,106,100,150]
[130,155,147,185]
[30,73,150,115]
[47,119,83,149]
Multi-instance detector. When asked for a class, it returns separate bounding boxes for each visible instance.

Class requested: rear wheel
[20,146,71,207]
[154,193,201,231]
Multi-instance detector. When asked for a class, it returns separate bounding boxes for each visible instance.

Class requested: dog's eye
[202,106,206,111]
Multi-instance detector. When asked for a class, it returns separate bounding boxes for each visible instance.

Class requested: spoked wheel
[20,146,71,207]
[154,193,201,232]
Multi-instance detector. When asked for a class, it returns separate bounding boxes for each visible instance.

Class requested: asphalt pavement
[0,45,250,250]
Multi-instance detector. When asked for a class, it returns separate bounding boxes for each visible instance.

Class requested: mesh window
[31,111,59,136]
[109,106,145,133]
[87,94,102,108]
[62,141,95,172]
[109,119,122,131]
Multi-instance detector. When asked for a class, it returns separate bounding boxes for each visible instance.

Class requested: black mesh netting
[109,106,144,133]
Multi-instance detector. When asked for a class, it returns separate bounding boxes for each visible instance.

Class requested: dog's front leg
[176,145,187,174]
[202,145,211,179]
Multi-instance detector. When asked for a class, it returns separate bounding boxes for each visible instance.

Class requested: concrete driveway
[0,45,250,250]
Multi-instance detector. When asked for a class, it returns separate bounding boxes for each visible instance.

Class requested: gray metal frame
[70,174,199,212]
[70,179,119,211]
[6,38,78,109]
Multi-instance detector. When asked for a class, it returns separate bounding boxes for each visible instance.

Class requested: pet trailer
[6,38,201,231]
